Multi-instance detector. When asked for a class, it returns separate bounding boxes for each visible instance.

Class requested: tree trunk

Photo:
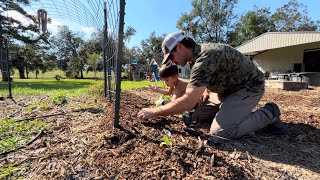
[1,39,9,82]
[36,64,39,79]
[36,69,39,79]
[26,64,29,79]
[80,69,83,79]
[18,67,26,79]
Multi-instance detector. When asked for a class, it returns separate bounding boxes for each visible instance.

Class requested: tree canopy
[177,0,238,43]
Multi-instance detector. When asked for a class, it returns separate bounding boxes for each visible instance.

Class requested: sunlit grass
[0,78,101,97]
[121,80,166,90]
[0,78,168,98]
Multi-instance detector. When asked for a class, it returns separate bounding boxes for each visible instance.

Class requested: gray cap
[161,32,185,64]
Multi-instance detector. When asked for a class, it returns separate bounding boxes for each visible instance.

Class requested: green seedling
[155,95,172,107]
[160,129,173,148]
[160,135,172,148]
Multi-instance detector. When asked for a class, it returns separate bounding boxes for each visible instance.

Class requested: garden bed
[0,87,319,179]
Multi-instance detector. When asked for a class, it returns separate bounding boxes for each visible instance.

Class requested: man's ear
[176,43,183,50]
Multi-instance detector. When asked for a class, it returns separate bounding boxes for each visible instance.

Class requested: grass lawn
[0,78,101,97]
[0,78,166,97]
[121,80,166,90]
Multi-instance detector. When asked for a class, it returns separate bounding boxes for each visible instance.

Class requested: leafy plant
[51,91,67,105]
[155,95,172,107]
[0,163,29,179]
[160,135,172,148]
[54,75,62,81]
[160,129,173,148]
[0,118,48,153]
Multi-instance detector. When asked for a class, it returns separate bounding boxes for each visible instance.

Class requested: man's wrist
[155,107,165,116]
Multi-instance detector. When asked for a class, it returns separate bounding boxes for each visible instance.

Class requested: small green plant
[34,101,50,109]
[160,129,173,148]
[54,75,62,81]
[155,95,172,107]
[0,163,29,179]
[160,135,172,148]
[51,91,67,105]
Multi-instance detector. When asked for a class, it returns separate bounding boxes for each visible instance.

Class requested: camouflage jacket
[187,43,265,99]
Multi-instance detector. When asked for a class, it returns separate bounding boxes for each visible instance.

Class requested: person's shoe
[264,102,281,118]
[262,103,287,135]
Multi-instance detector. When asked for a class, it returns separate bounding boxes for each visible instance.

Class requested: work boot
[262,103,287,135]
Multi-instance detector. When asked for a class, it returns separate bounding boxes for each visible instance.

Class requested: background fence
[0,0,125,128]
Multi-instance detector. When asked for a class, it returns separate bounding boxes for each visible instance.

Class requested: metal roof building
[236,32,320,74]
[236,32,320,56]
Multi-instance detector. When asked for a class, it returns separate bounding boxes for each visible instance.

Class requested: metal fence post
[103,2,107,98]
[114,0,125,128]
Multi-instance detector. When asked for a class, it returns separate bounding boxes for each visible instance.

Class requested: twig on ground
[8,107,23,118]
[15,112,66,122]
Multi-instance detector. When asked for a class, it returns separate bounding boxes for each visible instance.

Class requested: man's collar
[193,44,201,60]
[189,44,201,67]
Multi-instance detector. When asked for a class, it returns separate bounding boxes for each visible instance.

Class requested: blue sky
[5,0,318,47]
[124,0,320,48]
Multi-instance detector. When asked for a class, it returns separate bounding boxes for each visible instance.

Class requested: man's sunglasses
[168,46,177,60]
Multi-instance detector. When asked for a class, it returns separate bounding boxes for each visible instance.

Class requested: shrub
[51,91,67,105]
[54,75,62,81]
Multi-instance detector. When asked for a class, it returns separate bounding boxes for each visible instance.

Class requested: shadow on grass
[0,81,95,90]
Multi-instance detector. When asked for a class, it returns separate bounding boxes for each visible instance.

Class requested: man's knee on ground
[209,126,236,139]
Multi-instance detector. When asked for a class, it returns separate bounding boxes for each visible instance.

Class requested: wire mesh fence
[0,0,125,127]
[103,0,125,127]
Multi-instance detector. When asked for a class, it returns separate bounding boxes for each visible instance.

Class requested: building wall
[178,64,191,78]
[253,41,320,73]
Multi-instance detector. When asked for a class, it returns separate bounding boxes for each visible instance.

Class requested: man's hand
[137,108,159,120]
[198,89,210,105]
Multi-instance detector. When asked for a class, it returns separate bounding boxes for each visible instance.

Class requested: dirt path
[0,87,319,179]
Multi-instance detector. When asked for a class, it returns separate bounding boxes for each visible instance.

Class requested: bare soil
[0,87,319,179]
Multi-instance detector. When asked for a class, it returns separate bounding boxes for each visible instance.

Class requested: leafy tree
[227,7,275,47]
[22,43,42,79]
[139,31,165,65]
[124,26,136,43]
[52,26,84,78]
[124,45,142,66]
[177,0,238,43]
[87,52,102,80]
[272,0,319,31]
[0,0,49,81]
[8,43,25,79]
[0,0,49,43]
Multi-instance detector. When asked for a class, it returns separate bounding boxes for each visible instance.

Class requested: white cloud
[2,10,95,39]
[47,18,62,34]
[81,26,95,34]
[1,10,62,36]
